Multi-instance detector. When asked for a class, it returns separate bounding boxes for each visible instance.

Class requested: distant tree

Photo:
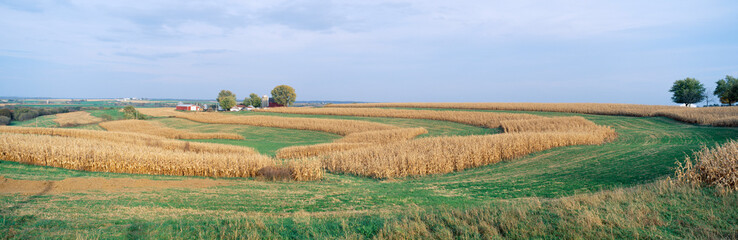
[123,106,147,120]
[0,116,9,125]
[248,93,262,107]
[220,97,236,110]
[0,109,11,119]
[669,78,706,107]
[271,85,296,106]
[714,75,738,106]
[217,90,237,110]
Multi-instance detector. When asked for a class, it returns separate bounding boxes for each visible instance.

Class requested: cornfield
[675,140,738,191]
[99,120,244,140]
[258,107,542,128]
[0,133,274,178]
[336,128,428,143]
[501,116,602,133]
[323,129,618,179]
[0,104,626,181]
[327,103,738,127]
[276,143,372,159]
[0,126,256,155]
[0,131,323,181]
[275,128,428,158]
[137,108,397,135]
[53,111,104,127]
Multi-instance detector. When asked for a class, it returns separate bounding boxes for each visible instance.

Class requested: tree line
[0,107,74,125]
[670,75,738,107]
[216,85,296,110]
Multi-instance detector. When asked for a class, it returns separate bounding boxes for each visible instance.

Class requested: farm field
[1,107,737,238]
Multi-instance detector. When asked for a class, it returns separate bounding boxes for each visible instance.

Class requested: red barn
[268,98,285,108]
[175,104,200,111]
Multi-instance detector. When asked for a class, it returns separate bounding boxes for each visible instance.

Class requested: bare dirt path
[0,176,232,194]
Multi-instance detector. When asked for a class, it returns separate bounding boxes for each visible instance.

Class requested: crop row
[326,102,738,127]
[99,119,244,140]
[323,127,617,179]
[138,108,397,136]
[258,107,542,128]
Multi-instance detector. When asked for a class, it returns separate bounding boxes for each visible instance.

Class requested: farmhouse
[230,105,246,111]
[175,103,201,111]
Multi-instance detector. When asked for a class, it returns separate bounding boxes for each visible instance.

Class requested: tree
[217,90,237,110]
[669,78,705,107]
[244,93,262,107]
[714,75,738,106]
[123,106,147,120]
[0,109,11,119]
[220,97,237,110]
[271,85,296,106]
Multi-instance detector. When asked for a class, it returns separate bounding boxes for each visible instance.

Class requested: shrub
[0,116,10,125]
[676,140,738,191]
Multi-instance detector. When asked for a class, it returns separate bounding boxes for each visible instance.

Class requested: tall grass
[675,140,738,191]
[0,126,256,155]
[99,119,244,140]
[327,102,738,127]
[323,128,617,179]
[259,107,541,128]
[53,111,103,127]
[138,108,397,135]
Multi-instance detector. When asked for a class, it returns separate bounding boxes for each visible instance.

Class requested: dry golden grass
[0,133,275,178]
[327,103,738,127]
[99,120,244,140]
[258,107,541,128]
[0,126,256,155]
[138,108,397,135]
[53,111,104,127]
[323,128,618,179]
[675,140,738,191]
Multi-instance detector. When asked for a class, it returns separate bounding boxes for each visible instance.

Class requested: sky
[0,0,737,104]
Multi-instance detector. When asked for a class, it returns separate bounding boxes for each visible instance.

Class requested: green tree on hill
[271,85,296,106]
[714,75,738,106]
[217,90,237,110]
[669,78,705,107]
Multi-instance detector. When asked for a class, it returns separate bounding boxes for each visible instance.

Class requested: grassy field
[153,118,342,156]
[7,115,58,128]
[230,111,501,137]
[1,109,737,238]
[88,109,127,120]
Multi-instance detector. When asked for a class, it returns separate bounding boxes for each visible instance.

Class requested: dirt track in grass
[0,176,231,194]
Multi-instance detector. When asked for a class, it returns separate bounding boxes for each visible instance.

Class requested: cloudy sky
[1,0,736,104]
